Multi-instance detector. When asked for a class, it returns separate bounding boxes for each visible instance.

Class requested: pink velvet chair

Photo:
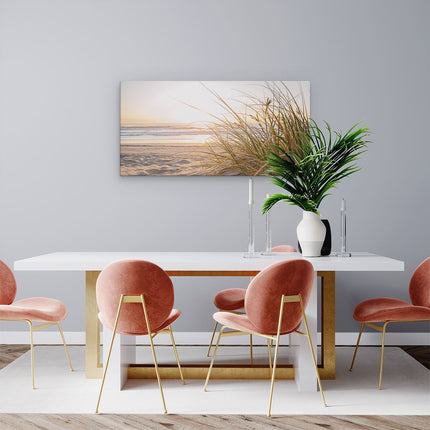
[0,260,73,388]
[350,257,430,389]
[204,259,326,416]
[207,245,297,359]
[95,259,184,414]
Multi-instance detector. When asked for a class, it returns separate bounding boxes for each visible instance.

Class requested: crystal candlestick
[261,193,273,255]
[244,178,257,258]
[337,198,351,257]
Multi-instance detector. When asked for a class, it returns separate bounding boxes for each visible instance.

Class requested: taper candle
[337,197,351,257]
[244,177,256,258]
[262,193,272,255]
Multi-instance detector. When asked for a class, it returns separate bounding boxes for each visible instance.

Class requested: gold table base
[85,270,335,380]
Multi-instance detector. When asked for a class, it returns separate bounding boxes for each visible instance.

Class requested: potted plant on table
[262,120,369,257]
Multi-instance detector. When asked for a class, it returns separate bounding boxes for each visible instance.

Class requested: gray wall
[0,0,429,333]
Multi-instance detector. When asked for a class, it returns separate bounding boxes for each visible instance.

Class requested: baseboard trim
[0,331,429,346]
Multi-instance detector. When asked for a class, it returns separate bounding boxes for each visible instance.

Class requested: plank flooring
[0,345,428,430]
[0,414,429,430]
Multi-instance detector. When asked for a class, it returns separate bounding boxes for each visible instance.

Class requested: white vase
[297,211,326,257]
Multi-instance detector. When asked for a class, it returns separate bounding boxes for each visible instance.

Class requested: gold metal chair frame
[0,319,73,389]
[95,294,185,414]
[207,309,255,363]
[349,318,430,389]
[203,294,327,417]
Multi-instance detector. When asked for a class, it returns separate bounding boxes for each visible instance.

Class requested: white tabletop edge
[13,251,405,272]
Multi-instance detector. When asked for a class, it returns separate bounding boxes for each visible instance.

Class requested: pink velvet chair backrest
[409,257,430,308]
[0,260,17,305]
[271,245,297,253]
[245,259,314,334]
[96,260,174,335]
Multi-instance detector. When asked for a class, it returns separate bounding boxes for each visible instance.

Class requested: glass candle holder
[336,198,351,257]
[261,194,273,255]
[244,178,258,258]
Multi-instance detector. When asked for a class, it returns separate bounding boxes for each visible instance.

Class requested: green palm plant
[262,120,370,215]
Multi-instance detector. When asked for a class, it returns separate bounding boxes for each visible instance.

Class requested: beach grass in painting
[120,81,310,176]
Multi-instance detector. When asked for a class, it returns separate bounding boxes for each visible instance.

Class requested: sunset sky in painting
[120,81,309,126]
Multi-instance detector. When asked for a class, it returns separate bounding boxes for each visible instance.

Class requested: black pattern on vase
[298,219,331,256]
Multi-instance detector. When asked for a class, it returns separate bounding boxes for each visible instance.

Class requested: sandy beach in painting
[120,123,212,175]
[120,143,208,176]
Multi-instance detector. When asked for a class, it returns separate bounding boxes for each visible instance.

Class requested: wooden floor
[0,345,428,430]
[0,414,429,430]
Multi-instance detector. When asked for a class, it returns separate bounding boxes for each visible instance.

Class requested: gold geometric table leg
[85,271,103,378]
[318,271,336,379]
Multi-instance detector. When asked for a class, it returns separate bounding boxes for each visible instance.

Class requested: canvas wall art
[120,81,310,176]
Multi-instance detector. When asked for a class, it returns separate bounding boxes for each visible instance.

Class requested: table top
[14,252,404,272]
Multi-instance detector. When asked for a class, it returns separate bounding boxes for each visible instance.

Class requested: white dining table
[14,251,404,392]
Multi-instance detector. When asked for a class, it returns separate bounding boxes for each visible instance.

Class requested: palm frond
[262,121,370,214]
[262,193,319,214]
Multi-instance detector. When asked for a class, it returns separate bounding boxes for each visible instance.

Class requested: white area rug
[0,346,428,415]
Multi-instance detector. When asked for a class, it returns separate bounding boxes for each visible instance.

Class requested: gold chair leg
[206,321,218,357]
[268,296,287,417]
[379,322,389,390]
[267,334,281,417]
[141,296,167,414]
[249,334,253,365]
[301,309,327,407]
[267,338,272,371]
[147,328,167,413]
[168,326,185,385]
[57,323,74,372]
[95,296,124,414]
[350,322,364,372]
[204,326,225,391]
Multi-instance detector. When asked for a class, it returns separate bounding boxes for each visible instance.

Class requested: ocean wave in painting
[121,124,212,145]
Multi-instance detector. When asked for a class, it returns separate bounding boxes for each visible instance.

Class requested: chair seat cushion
[0,297,67,322]
[99,308,181,336]
[214,288,246,310]
[213,311,299,336]
[353,298,430,322]
[153,308,181,333]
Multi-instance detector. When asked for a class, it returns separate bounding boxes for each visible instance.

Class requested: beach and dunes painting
[120,81,310,176]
